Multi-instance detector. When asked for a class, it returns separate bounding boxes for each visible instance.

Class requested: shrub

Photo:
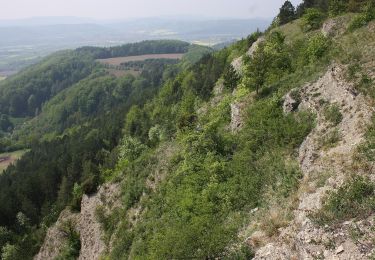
[356,72,374,98]
[311,177,375,225]
[302,8,326,31]
[318,128,341,149]
[56,220,81,260]
[223,65,241,90]
[323,104,343,126]
[349,12,375,30]
[118,136,147,162]
[358,116,375,162]
[1,244,19,260]
[329,0,348,16]
[70,183,83,212]
[304,34,330,62]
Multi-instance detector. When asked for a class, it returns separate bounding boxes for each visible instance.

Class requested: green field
[0,150,28,173]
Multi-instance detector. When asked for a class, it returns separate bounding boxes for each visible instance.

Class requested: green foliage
[302,8,327,31]
[56,221,81,260]
[278,1,296,25]
[0,115,13,132]
[0,51,95,117]
[181,45,213,67]
[329,0,349,16]
[223,65,240,90]
[358,116,375,162]
[323,104,343,126]
[109,89,314,258]
[318,128,341,149]
[1,243,19,260]
[304,33,330,63]
[118,136,147,162]
[77,40,190,59]
[244,31,292,94]
[349,2,375,30]
[311,176,375,225]
[70,183,83,212]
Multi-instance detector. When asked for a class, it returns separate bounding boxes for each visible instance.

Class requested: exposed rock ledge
[231,37,265,75]
[35,183,121,260]
[252,65,375,259]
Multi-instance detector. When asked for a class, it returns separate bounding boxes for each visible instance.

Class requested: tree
[223,65,240,90]
[244,32,291,94]
[0,114,13,132]
[245,43,268,94]
[329,0,349,16]
[278,1,296,25]
[27,94,38,116]
[302,8,327,31]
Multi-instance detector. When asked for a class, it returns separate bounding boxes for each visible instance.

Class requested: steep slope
[253,64,374,259]
[36,183,121,260]
[3,2,375,259]
[0,41,212,259]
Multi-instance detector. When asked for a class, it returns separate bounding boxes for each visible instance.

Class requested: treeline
[0,51,95,118]
[15,60,178,140]
[277,0,374,25]
[77,40,190,59]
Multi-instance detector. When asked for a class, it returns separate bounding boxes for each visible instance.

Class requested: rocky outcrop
[230,102,244,132]
[35,183,121,260]
[322,16,351,37]
[35,210,79,260]
[282,88,300,113]
[253,65,375,259]
[78,183,121,260]
[230,37,265,75]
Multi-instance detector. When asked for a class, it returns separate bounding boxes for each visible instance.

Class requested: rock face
[253,65,375,259]
[282,89,300,113]
[230,102,244,132]
[230,37,265,75]
[35,183,121,260]
[230,89,253,133]
[35,210,79,260]
[321,16,351,37]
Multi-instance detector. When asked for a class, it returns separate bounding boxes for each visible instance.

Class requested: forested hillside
[0,40,211,258]
[1,0,375,259]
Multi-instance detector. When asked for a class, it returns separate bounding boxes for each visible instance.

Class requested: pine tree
[278,1,296,25]
[223,65,240,90]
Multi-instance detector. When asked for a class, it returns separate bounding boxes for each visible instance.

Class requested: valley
[0,150,27,173]
[0,1,374,259]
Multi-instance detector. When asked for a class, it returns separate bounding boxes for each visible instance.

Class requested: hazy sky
[0,0,303,20]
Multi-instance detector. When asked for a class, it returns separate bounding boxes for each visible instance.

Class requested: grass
[318,128,341,149]
[311,176,375,225]
[323,104,343,126]
[0,150,28,173]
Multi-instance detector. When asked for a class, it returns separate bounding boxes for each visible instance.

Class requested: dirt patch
[97,53,184,66]
[107,68,140,78]
[0,150,27,173]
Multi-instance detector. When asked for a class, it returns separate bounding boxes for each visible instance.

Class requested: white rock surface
[35,183,121,260]
[253,65,375,260]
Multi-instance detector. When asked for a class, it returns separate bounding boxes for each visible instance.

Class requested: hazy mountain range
[0,16,271,76]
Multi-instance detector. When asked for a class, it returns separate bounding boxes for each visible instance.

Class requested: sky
[0,0,303,20]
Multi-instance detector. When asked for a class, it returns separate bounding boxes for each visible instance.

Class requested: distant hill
[0,17,271,75]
